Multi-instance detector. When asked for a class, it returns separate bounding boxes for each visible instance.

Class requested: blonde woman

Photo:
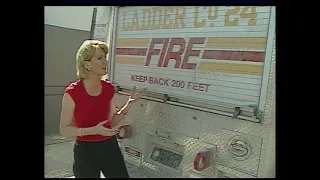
[59,40,145,178]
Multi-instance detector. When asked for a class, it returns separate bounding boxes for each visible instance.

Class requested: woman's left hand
[128,86,147,103]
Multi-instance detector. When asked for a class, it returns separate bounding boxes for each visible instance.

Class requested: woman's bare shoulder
[65,80,81,93]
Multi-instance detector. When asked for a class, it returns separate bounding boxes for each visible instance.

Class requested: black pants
[73,136,129,178]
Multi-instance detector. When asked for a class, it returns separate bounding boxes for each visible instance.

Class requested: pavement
[44,134,158,178]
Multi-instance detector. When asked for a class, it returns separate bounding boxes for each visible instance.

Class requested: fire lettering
[163,38,186,68]
[158,38,169,67]
[145,37,206,70]
[181,37,205,70]
[145,38,163,66]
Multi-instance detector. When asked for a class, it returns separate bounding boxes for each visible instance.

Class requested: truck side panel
[104,6,276,178]
[113,6,272,108]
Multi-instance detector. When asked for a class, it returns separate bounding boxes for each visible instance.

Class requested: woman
[59,40,145,178]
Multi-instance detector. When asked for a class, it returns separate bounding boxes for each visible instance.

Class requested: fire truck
[93,6,276,178]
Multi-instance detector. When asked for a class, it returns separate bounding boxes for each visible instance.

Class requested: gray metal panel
[257,39,276,178]
[115,91,275,178]
[44,24,90,87]
[45,24,90,134]
[45,86,65,96]
[258,7,276,111]
[218,129,262,176]
[106,6,275,178]
[113,26,276,177]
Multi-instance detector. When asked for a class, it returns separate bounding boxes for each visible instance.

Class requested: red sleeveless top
[64,80,115,142]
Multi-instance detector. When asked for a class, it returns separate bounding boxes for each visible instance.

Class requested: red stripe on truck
[116,48,147,56]
[202,50,265,62]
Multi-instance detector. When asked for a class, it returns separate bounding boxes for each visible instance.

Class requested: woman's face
[85,47,108,76]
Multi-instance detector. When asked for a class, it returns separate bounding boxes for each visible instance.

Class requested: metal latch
[233,104,263,120]
[249,104,264,121]
[249,104,258,116]
[233,107,241,119]
[256,110,264,121]
[163,94,169,103]
[115,85,120,93]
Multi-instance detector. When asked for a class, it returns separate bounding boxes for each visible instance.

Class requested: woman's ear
[84,61,90,70]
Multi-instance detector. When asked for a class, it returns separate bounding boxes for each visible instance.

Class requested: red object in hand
[116,124,131,139]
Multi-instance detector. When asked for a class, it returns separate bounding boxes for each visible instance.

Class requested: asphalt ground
[44,134,159,178]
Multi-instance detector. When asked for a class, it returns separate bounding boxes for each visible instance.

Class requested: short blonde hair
[76,40,108,79]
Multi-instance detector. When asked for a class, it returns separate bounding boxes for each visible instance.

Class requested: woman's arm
[109,97,132,127]
[59,93,97,137]
[109,86,146,127]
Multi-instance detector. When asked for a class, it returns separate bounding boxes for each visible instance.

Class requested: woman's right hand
[93,120,119,136]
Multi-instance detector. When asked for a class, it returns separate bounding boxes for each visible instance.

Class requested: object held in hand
[116,124,131,139]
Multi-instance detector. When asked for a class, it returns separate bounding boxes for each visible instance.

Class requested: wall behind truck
[44,6,96,134]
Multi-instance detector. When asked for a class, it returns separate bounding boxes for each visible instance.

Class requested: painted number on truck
[121,6,257,31]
